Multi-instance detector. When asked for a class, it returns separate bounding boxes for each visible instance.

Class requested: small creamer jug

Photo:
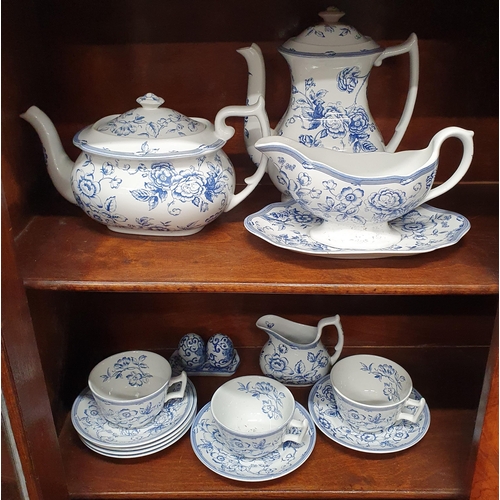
[257,314,344,386]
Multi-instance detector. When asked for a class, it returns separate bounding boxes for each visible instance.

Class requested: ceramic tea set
[22,6,473,257]
[70,313,430,475]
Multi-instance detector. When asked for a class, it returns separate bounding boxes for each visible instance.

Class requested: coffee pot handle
[214,96,271,212]
[375,33,419,153]
[317,315,344,366]
[422,127,474,204]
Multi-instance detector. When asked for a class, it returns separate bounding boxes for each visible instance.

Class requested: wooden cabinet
[2,1,497,498]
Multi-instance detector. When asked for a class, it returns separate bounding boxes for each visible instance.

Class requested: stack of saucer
[70,350,196,458]
[71,377,197,458]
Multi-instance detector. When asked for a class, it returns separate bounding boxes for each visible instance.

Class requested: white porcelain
[206,333,235,368]
[79,403,196,459]
[254,126,474,250]
[257,314,344,386]
[210,375,308,458]
[178,333,206,369]
[21,93,269,236]
[173,333,240,376]
[244,200,471,258]
[238,6,419,195]
[190,401,316,481]
[330,354,426,433]
[71,377,197,448]
[308,375,430,453]
[88,350,187,428]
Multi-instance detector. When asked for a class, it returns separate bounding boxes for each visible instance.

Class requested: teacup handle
[282,417,309,445]
[164,371,187,403]
[397,397,426,424]
[317,315,345,366]
[214,96,271,212]
[422,127,474,204]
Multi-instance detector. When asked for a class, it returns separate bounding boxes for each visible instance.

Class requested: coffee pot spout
[21,106,77,204]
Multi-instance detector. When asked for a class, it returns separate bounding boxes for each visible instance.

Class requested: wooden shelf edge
[60,408,477,499]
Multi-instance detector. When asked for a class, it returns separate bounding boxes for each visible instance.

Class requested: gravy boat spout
[255,127,473,251]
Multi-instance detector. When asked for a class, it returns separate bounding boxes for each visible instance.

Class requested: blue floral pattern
[237,380,286,420]
[71,152,234,233]
[100,354,152,388]
[190,402,316,481]
[360,361,407,402]
[308,376,430,453]
[72,381,196,446]
[244,200,470,257]
[259,340,331,386]
[281,75,377,152]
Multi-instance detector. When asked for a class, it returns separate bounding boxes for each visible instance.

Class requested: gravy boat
[255,126,473,250]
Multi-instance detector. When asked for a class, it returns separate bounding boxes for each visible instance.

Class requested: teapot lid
[279,7,382,57]
[73,93,225,159]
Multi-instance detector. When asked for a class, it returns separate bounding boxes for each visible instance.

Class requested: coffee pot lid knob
[318,6,345,24]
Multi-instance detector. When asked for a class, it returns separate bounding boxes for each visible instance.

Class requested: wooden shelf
[15,183,498,295]
[60,377,477,499]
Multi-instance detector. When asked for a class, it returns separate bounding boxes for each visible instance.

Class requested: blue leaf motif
[131,189,152,202]
[104,197,117,213]
[295,360,306,374]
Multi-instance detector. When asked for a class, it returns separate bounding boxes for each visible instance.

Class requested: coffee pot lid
[279,6,382,57]
[73,93,225,159]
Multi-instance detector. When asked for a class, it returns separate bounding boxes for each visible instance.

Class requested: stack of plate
[71,377,197,458]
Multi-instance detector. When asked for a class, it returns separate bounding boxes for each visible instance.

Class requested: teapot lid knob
[136,93,165,109]
[319,6,345,24]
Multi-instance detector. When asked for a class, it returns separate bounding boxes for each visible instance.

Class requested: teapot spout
[21,106,76,204]
[237,43,271,167]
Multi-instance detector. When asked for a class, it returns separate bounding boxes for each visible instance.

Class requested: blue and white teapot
[21,93,270,236]
[239,6,419,197]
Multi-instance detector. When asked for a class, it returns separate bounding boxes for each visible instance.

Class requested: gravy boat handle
[422,126,475,204]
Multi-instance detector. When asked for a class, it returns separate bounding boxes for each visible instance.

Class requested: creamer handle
[317,315,344,366]
[422,127,474,204]
[375,33,419,153]
[214,96,271,212]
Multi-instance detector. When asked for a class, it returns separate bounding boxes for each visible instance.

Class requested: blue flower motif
[337,67,361,93]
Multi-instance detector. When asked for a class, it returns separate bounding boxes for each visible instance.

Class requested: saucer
[308,375,430,453]
[190,402,316,482]
[244,200,470,259]
[71,377,196,449]
[80,403,197,459]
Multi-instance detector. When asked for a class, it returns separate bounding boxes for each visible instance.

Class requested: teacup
[88,350,187,429]
[330,354,426,433]
[211,375,309,458]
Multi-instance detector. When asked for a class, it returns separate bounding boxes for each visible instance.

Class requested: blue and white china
[178,333,206,369]
[257,314,344,386]
[330,354,426,433]
[88,350,187,429]
[210,375,308,458]
[244,200,471,259]
[254,127,474,250]
[308,375,430,453]
[238,7,419,195]
[21,93,270,236]
[71,377,197,449]
[206,333,235,368]
[79,403,197,459]
[190,401,316,481]
[171,333,240,376]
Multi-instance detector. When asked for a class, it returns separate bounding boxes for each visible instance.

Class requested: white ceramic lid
[73,93,225,160]
[279,6,382,57]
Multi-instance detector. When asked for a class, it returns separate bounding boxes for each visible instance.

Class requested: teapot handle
[375,33,419,153]
[214,96,271,212]
[421,127,474,204]
[317,315,344,366]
